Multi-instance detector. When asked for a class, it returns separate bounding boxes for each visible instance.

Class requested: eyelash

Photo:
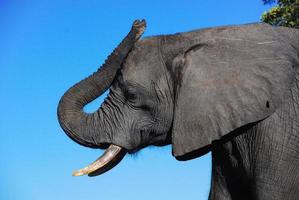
[124,89,138,102]
[127,93,137,101]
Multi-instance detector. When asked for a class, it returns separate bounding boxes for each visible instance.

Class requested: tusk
[72,144,125,177]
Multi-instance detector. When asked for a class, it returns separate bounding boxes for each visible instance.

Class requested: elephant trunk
[57,20,146,148]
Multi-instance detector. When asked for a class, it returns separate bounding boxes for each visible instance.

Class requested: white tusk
[72,144,124,176]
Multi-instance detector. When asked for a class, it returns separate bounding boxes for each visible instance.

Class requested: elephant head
[58,20,297,176]
[58,19,174,176]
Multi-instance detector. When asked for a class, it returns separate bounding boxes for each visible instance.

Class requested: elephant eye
[127,93,137,101]
[124,89,138,102]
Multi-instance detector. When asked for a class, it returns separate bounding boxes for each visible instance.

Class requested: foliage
[261,0,299,28]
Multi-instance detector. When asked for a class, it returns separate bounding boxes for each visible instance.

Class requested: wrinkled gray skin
[58,21,299,200]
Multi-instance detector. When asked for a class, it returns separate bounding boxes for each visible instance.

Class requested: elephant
[57,19,299,200]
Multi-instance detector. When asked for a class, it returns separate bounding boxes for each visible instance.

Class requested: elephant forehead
[121,44,162,85]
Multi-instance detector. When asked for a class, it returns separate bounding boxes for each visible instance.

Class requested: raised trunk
[57,20,146,148]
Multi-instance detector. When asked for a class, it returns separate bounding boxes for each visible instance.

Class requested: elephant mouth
[72,144,126,177]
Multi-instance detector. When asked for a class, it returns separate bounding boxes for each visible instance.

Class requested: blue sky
[0,1,273,200]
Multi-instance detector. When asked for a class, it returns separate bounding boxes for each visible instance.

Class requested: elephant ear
[171,24,296,160]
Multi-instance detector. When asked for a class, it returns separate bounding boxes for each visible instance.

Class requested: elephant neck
[210,131,256,200]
